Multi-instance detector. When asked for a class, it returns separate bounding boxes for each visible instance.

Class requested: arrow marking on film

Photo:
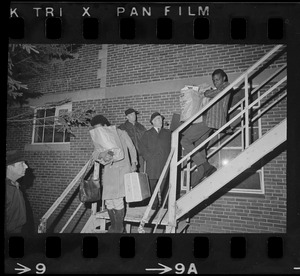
[145,263,172,274]
[15,263,31,274]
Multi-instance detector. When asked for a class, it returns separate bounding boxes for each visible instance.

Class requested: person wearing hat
[90,114,138,233]
[6,150,28,233]
[118,108,147,172]
[139,112,171,210]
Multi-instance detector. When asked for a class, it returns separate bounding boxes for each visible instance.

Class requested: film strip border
[6,2,300,274]
[9,16,285,41]
[8,235,285,259]
[6,235,298,274]
[8,3,291,43]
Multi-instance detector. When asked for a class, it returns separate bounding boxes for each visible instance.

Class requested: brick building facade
[6,44,286,233]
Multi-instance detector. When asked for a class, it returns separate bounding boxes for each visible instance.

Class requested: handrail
[252,92,286,123]
[207,65,287,159]
[166,44,286,230]
[173,45,285,136]
[159,83,286,228]
[178,76,286,167]
[138,148,175,233]
[153,186,170,233]
[228,64,287,114]
[183,84,287,188]
[59,202,84,233]
[38,159,91,233]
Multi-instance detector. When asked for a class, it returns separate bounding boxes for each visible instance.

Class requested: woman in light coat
[91,115,137,233]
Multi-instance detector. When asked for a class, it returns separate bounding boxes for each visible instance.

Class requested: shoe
[203,165,217,178]
[191,169,205,188]
[191,165,217,188]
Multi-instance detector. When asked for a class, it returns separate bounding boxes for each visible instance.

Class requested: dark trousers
[181,122,212,177]
[149,178,168,208]
[137,155,145,173]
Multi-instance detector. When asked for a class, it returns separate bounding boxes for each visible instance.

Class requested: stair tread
[95,206,169,225]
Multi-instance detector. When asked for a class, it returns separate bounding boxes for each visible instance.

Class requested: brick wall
[106,44,285,87]
[28,44,102,95]
[6,44,286,233]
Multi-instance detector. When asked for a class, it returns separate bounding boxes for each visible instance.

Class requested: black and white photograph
[6,43,287,234]
[6,1,300,274]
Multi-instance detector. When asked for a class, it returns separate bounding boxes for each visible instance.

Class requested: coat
[118,120,147,172]
[101,129,137,200]
[118,120,146,152]
[139,127,171,180]
[5,179,26,233]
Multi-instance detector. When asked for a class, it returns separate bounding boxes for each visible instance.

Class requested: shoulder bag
[79,160,101,203]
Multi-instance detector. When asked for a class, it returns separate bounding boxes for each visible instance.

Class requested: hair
[90,115,111,127]
[212,69,228,82]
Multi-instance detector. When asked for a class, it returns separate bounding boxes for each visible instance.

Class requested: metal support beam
[175,119,286,220]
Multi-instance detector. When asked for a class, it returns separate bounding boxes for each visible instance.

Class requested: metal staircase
[38,45,287,234]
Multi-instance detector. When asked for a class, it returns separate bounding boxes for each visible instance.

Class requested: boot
[114,208,125,233]
[107,209,116,233]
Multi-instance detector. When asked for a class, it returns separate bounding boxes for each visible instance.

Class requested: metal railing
[166,44,287,231]
[38,159,91,233]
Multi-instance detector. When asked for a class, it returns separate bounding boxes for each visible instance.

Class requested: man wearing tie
[139,112,171,210]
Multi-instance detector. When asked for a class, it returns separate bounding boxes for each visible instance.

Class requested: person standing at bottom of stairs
[90,115,138,233]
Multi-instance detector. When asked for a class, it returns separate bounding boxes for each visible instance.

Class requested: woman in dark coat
[139,112,171,209]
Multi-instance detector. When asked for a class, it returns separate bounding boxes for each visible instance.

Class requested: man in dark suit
[118,108,147,172]
[139,112,171,209]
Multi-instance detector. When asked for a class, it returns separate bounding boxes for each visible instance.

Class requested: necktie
[157,128,160,133]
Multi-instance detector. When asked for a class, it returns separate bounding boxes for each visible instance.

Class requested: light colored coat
[101,129,137,200]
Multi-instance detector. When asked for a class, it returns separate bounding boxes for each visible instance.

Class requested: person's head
[90,115,111,128]
[150,112,164,129]
[212,69,228,89]
[125,108,138,124]
[6,150,28,181]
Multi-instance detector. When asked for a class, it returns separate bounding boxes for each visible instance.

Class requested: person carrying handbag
[90,115,138,233]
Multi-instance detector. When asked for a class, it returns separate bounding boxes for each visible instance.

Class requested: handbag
[79,160,101,203]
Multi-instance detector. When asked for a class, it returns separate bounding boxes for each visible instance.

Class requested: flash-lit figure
[181,69,232,187]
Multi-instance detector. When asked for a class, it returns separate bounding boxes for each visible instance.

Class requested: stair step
[95,206,170,226]
[93,229,107,233]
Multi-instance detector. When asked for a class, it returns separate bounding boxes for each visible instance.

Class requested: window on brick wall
[208,89,265,195]
[32,103,72,144]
